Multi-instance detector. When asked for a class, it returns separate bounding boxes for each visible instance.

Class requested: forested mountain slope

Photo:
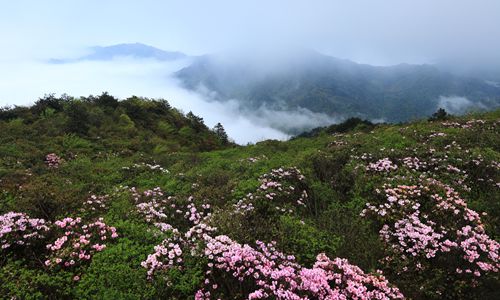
[176,51,500,125]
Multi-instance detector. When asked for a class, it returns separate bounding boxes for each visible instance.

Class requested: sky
[1,0,500,142]
[2,0,500,64]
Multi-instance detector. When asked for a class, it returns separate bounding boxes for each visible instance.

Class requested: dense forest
[0,94,499,299]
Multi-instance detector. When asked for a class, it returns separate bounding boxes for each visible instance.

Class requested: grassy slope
[0,103,499,299]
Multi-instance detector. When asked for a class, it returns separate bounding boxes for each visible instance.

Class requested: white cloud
[249,106,339,133]
[0,58,295,144]
[437,96,485,114]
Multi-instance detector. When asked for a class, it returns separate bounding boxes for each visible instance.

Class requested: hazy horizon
[3,0,500,64]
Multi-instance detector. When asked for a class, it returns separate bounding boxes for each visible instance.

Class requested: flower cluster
[138,186,402,299]
[379,212,447,260]
[363,179,499,278]
[132,187,217,278]
[45,217,118,269]
[196,236,403,300]
[240,155,268,163]
[0,212,50,250]
[140,218,215,278]
[441,119,486,129]
[141,234,185,278]
[229,167,309,216]
[401,157,427,171]
[366,158,398,172]
[309,254,404,300]
[232,198,255,215]
[446,164,462,173]
[122,162,169,173]
[328,140,347,147]
[428,132,446,138]
[45,153,62,168]
[81,194,110,213]
[257,167,308,209]
[132,187,211,233]
[130,186,164,202]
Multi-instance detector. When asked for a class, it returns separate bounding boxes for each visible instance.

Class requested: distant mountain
[49,43,187,63]
[176,50,500,125]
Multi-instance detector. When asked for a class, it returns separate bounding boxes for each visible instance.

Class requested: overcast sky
[1,1,499,143]
[1,0,500,64]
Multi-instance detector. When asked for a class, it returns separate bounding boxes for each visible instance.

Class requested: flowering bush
[441,119,486,129]
[258,167,307,204]
[401,157,427,171]
[212,167,315,246]
[131,187,216,279]
[138,185,403,299]
[45,217,118,270]
[235,167,309,215]
[0,212,50,250]
[81,194,110,214]
[1,106,499,299]
[184,234,402,299]
[362,179,499,297]
[428,132,446,138]
[132,187,211,234]
[143,224,403,299]
[122,162,169,173]
[45,153,62,168]
[366,158,398,172]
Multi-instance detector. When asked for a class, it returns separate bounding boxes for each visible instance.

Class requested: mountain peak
[49,43,187,63]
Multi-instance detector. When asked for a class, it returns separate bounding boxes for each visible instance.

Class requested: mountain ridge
[49,43,187,63]
[175,50,500,126]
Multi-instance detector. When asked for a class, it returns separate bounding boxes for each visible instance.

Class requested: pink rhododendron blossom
[46,217,117,269]
[0,212,50,250]
[45,153,62,168]
[366,158,398,172]
[363,179,499,279]
[139,186,402,299]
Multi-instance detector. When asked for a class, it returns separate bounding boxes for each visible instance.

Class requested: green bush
[275,215,340,265]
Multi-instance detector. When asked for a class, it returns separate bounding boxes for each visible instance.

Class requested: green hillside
[0,95,499,299]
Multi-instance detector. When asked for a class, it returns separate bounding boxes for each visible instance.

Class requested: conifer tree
[213,122,229,144]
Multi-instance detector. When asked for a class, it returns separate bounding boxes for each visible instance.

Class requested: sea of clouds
[0,57,337,144]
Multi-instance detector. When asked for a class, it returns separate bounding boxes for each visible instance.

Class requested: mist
[0,57,302,144]
[437,96,486,115]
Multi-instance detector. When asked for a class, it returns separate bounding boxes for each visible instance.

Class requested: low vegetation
[1,94,499,299]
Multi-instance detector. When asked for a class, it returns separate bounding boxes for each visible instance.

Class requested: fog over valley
[0,56,293,143]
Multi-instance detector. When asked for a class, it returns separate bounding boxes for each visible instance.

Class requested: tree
[94,92,119,109]
[213,122,229,145]
[186,111,208,132]
[65,101,90,135]
[33,94,65,115]
[117,113,137,136]
[429,108,449,121]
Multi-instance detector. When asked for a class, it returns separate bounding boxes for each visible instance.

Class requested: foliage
[0,96,499,299]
